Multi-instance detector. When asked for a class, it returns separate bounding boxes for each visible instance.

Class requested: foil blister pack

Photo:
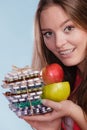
[2,66,52,117]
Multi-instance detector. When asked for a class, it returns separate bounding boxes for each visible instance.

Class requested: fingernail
[41,99,46,104]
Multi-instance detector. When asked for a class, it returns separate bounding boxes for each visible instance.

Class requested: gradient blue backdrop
[0,1,39,130]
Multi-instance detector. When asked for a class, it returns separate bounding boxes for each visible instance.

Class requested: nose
[55,32,66,48]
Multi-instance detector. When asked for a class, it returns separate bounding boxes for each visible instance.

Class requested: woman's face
[40,5,87,67]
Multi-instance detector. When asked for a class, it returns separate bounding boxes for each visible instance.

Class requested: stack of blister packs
[2,66,52,117]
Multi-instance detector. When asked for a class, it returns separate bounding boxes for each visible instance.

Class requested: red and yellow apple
[42,63,64,85]
[41,63,70,102]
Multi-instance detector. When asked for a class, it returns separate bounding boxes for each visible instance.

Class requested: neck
[77,58,86,76]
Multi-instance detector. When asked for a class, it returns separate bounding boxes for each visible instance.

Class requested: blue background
[0,0,39,130]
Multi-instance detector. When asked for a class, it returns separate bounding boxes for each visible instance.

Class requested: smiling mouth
[58,48,75,55]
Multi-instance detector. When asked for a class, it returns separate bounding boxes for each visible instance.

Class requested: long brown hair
[31,0,87,115]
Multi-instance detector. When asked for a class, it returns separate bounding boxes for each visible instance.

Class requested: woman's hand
[23,117,61,130]
[30,99,86,130]
[21,99,73,130]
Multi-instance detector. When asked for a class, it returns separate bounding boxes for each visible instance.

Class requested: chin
[62,61,77,67]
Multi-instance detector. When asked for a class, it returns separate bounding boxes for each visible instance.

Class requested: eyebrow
[41,28,52,32]
[41,19,71,32]
[60,19,71,27]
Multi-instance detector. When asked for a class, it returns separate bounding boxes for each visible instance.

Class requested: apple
[42,63,64,85]
[41,82,70,102]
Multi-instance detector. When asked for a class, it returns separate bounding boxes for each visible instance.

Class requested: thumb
[42,99,61,111]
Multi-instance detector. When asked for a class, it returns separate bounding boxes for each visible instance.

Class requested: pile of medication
[2,66,52,117]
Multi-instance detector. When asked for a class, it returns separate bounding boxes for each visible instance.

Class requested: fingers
[24,119,62,130]
[24,119,37,128]
[21,112,53,121]
[42,99,61,111]
[24,119,40,130]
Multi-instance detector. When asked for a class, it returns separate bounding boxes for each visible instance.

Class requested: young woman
[21,0,87,129]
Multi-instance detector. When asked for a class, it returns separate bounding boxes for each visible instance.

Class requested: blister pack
[2,66,52,117]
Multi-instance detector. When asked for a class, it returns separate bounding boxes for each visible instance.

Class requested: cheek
[76,31,87,47]
[45,43,55,52]
[44,39,55,51]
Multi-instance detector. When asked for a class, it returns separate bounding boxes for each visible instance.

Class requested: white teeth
[59,49,74,55]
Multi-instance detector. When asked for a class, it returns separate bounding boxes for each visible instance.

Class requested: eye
[64,25,74,33]
[42,31,53,38]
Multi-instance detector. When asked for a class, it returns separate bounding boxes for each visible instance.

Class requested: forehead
[40,5,69,28]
